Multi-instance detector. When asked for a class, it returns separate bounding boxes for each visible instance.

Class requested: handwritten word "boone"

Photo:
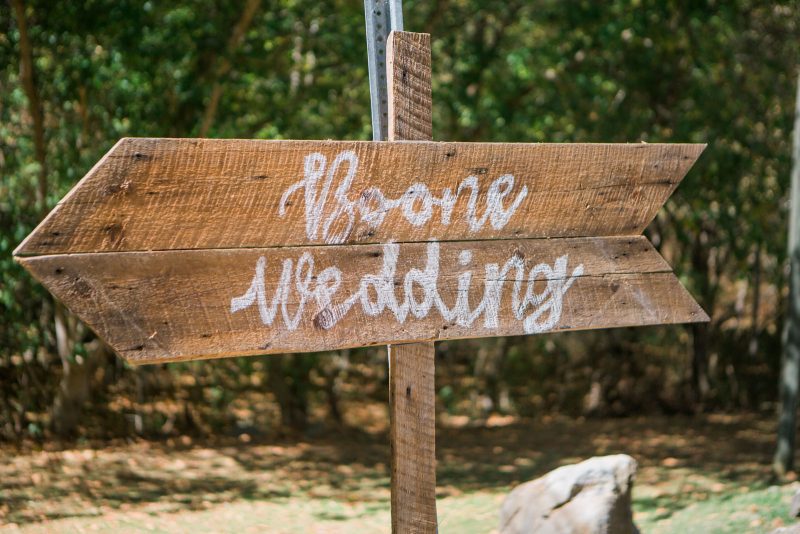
[279,150,528,244]
[230,242,584,335]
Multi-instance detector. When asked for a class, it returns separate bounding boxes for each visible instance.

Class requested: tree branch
[11,0,46,215]
[198,0,262,137]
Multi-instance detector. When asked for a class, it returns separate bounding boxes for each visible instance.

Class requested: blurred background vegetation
[1,0,799,447]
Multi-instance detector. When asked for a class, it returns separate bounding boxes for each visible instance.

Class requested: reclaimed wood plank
[386,31,438,534]
[18,236,708,364]
[14,139,705,256]
[388,32,432,142]
[389,342,437,533]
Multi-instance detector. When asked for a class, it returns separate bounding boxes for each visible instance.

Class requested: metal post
[364,0,404,141]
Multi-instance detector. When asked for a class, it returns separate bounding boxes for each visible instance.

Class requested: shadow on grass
[1,413,778,526]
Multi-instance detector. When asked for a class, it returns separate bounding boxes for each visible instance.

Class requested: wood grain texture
[14,138,705,256]
[18,236,708,365]
[389,341,437,533]
[387,30,438,534]
[388,31,432,142]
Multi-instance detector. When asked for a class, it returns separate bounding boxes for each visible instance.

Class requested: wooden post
[775,72,800,476]
[386,31,438,533]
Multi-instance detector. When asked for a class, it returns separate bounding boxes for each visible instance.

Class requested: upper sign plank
[15,138,704,256]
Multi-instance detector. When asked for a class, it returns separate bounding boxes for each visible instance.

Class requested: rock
[769,526,800,534]
[791,488,800,517]
[499,454,638,534]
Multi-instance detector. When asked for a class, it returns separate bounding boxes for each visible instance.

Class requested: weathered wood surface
[19,236,708,364]
[390,341,437,533]
[386,31,438,534]
[387,32,432,142]
[14,138,705,256]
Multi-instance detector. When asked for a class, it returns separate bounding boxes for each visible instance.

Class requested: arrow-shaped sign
[15,138,707,364]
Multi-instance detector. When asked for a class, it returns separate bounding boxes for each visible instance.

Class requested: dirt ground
[0,410,796,533]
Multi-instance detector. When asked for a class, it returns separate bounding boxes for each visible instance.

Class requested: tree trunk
[474,337,510,414]
[749,242,762,359]
[198,0,262,137]
[774,73,800,477]
[322,349,350,425]
[51,333,108,436]
[11,0,46,213]
[13,0,110,437]
[691,322,711,408]
[268,355,310,431]
[690,229,712,408]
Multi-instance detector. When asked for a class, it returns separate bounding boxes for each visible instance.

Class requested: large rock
[499,454,638,534]
[791,487,800,517]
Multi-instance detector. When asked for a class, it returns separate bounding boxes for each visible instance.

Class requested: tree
[774,73,800,477]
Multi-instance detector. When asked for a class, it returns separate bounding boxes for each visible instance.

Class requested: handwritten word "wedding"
[279,150,528,244]
[230,242,584,335]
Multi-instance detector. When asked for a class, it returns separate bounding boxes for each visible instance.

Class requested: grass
[4,485,795,533]
[2,412,798,533]
[639,484,796,533]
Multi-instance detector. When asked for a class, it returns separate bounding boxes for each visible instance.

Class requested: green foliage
[1,0,799,440]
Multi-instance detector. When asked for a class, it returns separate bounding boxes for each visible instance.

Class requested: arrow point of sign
[630,142,706,235]
[13,137,131,258]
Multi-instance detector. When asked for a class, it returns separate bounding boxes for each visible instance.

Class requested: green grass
[637,484,797,534]
[8,484,798,533]
[4,414,799,533]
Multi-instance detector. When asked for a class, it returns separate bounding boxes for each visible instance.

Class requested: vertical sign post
[386,32,438,532]
[366,4,438,529]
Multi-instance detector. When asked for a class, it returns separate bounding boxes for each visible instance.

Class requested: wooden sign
[15,138,706,364]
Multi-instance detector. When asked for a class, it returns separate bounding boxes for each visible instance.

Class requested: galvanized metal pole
[388,0,404,32]
[364,0,404,141]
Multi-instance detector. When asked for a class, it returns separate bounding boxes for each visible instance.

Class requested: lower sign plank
[20,236,707,364]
